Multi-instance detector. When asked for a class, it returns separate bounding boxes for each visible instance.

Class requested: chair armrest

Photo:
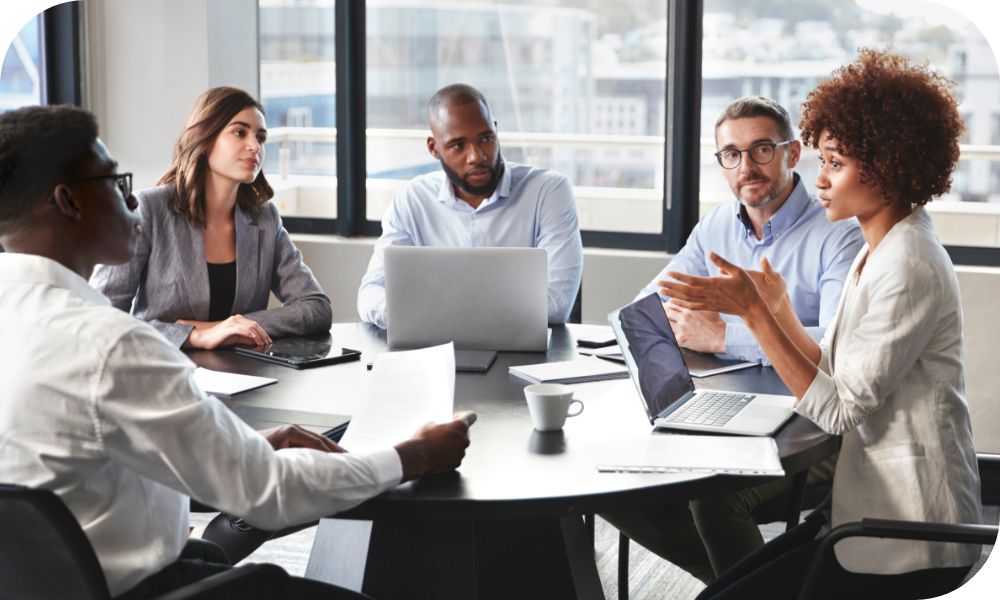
[798,519,998,600]
[150,563,288,600]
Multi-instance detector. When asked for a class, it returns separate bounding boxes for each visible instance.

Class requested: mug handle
[567,399,584,417]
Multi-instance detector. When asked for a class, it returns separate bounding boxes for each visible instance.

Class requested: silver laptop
[384,246,548,351]
[608,293,795,436]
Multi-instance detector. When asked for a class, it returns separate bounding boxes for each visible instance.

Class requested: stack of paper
[193,367,277,396]
[339,342,455,453]
[509,357,629,384]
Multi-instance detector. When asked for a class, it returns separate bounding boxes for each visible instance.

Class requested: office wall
[293,235,1000,453]
[83,0,258,190]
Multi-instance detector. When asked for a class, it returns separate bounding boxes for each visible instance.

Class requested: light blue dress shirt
[358,162,584,328]
[637,175,863,364]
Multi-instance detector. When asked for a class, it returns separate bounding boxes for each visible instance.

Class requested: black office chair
[0,484,288,599]
[798,518,999,600]
[614,470,829,600]
[568,280,583,324]
[978,453,1000,507]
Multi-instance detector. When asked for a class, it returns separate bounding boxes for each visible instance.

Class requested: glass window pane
[1,15,42,113]
[366,0,667,234]
[258,0,337,219]
[700,0,1000,249]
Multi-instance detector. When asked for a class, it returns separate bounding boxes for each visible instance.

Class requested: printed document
[340,342,455,453]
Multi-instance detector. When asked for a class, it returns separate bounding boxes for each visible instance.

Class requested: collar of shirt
[735,172,810,243]
[0,253,109,307]
[434,162,513,212]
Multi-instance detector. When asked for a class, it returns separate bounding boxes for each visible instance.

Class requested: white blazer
[796,207,982,575]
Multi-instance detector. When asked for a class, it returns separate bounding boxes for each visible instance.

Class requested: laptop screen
[613,293,696,421]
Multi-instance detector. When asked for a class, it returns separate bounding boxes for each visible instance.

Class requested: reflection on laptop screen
[618,294,696,418]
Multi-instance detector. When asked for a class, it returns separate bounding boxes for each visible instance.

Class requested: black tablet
[235,337,362,369]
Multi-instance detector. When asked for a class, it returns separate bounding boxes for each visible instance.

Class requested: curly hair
[0,105,99,234]
[799,48,964,207]
[159,87,273,226]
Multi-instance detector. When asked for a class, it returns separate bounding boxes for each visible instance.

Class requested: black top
[207,261,236,322]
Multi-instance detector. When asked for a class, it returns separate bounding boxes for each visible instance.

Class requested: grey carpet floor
[189,506,999,599]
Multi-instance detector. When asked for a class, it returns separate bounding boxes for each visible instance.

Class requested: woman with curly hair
[661,48,982,599]
[91,87,332,349]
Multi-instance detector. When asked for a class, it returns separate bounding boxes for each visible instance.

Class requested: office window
[258,0,337,218]
[364,0,667,234]
[701,0,1000,250]
[1,15,42,112]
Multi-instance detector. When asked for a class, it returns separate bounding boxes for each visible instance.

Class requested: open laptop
[609,293,795,436]
[384,246,548,351]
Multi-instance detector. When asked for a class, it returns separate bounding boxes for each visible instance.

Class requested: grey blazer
[90,185,332,347]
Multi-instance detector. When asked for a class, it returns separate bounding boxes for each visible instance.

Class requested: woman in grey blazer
[663,50,981,599]
[91,87,332,348]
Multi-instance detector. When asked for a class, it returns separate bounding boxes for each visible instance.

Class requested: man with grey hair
[637,95,862,363]
[604,96,862,584]
[357,83,583,328]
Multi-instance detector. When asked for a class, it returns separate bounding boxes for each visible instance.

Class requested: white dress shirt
[357,162,584,328]
[796,208,982,574]
[0,253,402,596]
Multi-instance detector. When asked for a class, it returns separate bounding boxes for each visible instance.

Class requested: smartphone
[576,333,618,348]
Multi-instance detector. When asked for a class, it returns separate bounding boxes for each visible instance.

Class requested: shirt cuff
[794,368,840,434]
[723,322,766,364]
[365,447,404,487]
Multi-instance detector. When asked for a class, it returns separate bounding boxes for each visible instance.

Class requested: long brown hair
[159,87,273,225]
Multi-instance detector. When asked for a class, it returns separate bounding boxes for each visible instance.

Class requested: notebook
[509,356,630,385]
[384,246,548,351]
[609,294,794,436]
[229,405,350,441]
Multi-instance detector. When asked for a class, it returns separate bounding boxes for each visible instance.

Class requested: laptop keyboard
[664,391,755,427]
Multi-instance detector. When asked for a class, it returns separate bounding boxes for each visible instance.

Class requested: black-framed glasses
[50,172,133,202]
[714,141,792,170]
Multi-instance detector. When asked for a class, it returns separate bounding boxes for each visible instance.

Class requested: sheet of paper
[596,434,784,477]
[193,367,276,396]
[339,342,455,453]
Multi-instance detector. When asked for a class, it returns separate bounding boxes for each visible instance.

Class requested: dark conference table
[188,323,839,600]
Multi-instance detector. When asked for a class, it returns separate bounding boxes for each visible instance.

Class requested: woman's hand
[657,252,766,318]
[181,315,272,349]
[745,257,790,316]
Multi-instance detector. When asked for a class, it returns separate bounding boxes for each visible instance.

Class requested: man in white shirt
[0,105,476,598]
[357,83,584,328]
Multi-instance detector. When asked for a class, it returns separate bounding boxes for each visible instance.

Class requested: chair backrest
[0,484,110,599]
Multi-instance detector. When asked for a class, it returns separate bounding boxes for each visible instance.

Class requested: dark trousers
[696,511,972,600]
[118,538,371,600]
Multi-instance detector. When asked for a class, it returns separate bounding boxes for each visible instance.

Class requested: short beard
[440,154,505,198]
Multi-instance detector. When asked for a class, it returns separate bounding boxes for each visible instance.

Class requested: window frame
[274,0,1000,266]
[39,1,82,106]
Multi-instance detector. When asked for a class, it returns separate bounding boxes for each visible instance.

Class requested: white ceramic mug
[524,383,584,431]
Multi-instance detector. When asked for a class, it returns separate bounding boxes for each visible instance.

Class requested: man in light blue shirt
[358,84,583,328]
[605,97,859,585]
[637,99,862,365]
